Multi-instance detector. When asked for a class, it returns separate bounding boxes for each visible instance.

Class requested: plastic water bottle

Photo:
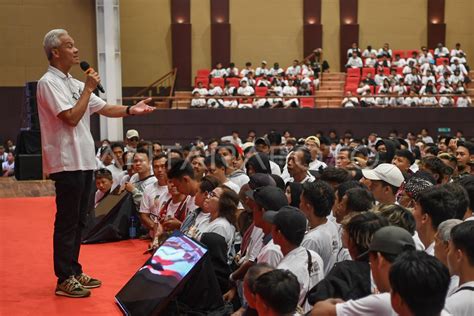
[129,216,137,239]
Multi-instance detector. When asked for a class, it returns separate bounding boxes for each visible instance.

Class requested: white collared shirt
[286,173,315,184]
[412,232,426,251]
[37,65,106,174]
[425,241,435,256]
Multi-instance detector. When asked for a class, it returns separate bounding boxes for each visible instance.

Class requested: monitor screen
[115,231,208,315]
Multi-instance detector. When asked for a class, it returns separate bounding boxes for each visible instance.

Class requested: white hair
[437,219,462,242]
[43,29,68,60]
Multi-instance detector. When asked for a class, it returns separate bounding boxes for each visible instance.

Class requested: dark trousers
[50,170,93,283]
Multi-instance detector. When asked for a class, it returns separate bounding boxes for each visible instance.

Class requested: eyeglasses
[206,191,219,198]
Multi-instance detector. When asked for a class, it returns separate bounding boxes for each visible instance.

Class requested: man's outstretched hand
[130,98,155,115]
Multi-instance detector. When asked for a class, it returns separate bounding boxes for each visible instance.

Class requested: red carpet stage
[0,197,148,315]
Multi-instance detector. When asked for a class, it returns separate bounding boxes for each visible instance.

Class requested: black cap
[263,206,307,246]
[248,173,276,190]
[246,186,288,211]
[361,226,416,257]
[255,137,270,147]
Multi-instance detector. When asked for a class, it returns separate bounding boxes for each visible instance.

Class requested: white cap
[126,129,139,139]
[262,60,267,64]
[361,163,404,187]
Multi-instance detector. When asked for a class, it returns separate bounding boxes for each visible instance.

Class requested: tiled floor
[0,177,55,198]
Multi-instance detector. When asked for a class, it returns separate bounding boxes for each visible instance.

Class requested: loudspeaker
[14,154,43,180]
[25,81,40,131]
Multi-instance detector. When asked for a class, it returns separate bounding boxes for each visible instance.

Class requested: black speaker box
[14,154,43,180]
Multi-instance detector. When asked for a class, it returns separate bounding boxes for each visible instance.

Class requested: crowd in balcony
[343,42,471,108]
[191,49,330,109]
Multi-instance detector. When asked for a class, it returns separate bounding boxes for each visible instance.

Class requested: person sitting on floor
[94,168,116,207]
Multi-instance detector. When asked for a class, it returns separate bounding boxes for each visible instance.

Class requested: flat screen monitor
[115,231,208,315]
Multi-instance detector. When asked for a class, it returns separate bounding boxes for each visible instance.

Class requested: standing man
[37,29,154,298]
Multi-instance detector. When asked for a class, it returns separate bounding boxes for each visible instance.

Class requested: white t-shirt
[37,65,106,174]
[2,161,14,174]
[335,293,396,316]
[223,180,240,194]
[197,217,236,252]
[309,159,327,171]
[106,164,125,190]
[270,160,282,176]
[277,246,325,309]
[139,183,170,219]
[447,275,460,297]
[257,238,283,267]
[301,220,340,275]
[445,281,474,316]
[228,171,250,190]
[242,226,265,263]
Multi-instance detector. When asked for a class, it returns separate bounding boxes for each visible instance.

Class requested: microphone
[80,61,105,93]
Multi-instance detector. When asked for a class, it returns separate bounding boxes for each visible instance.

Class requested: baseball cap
[361,163,404,187]
[248,174,276,190]
[255,137,270,147]
[361,226,415,257]
[246,186,288,211]
[305,136,320,148]
[242,142,255,152]
[262,60,267,64]
[402,175,433,201]
[126,129,139,139]
[263,206,307,246]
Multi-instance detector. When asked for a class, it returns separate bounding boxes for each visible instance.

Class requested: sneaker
[55,276,91,298]
[75,273,102,289]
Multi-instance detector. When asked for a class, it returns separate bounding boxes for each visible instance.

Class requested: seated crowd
[0,140,16,177]
[92,127,473,315]
[191,49,329,109]
[343,42,472,108]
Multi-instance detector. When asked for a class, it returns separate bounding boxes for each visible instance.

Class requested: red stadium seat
[436,58,449,66]
[300,97,315,108]
[346,77,360,86]
[347,68,361,77]
[194,77,209,88]
[370,86,375,94]
[226,78,240,88]
[196,69,211,77]
[396,67,404,75]
[406,50,419,58]
[345,85,358,94]
[362,68,375,79]
[392,50,406,59]
[255,87,268,97]
[211,77,225,88]
[383,67,390,75]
